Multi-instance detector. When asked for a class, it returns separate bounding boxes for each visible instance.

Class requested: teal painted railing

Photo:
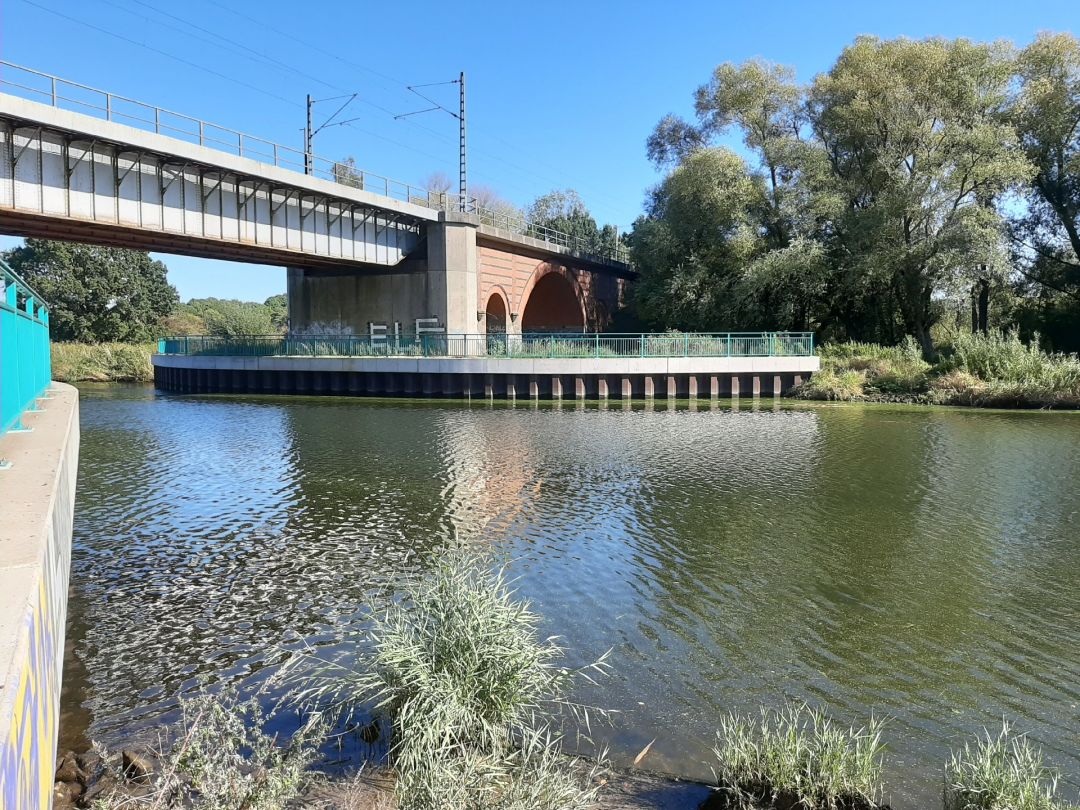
[158,332,815,359]
[0,259,51,437]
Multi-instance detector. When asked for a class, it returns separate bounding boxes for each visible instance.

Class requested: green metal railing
[1,259,51,439]
[157,332,815,359]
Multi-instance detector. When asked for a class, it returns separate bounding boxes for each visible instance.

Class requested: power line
[18,0,299,107]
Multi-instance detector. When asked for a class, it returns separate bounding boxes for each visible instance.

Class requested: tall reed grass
[285,554,607,810]
[709,702,887,810]
[944,722,1074,810]
[51,342,155,383]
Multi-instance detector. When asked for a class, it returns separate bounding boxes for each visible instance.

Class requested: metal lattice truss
[0,118,425,269]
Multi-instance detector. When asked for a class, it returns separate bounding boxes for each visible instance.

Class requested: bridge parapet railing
[0,61,629,265]
[0,260,51,440]
[158,332,815,359]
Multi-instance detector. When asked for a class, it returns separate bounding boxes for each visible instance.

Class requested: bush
[944,722,1072,810]
[200,299,276,337]
[88,686,326,810]
[51,342,154,382]
[708,702,886,810]
[286,554,606,810]
[794,368,867,401]
[942,332,1080,390]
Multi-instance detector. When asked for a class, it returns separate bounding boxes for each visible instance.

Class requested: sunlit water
[63,385,1080,808]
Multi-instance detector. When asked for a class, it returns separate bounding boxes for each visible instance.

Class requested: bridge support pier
[730,376,740,398]
[597,378,609,399]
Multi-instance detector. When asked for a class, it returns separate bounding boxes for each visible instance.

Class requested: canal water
[62,385,1079,808]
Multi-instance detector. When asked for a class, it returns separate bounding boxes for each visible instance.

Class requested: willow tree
[1010,32,1080,293]
[808,36,1031,357]
[634,37,1033,355]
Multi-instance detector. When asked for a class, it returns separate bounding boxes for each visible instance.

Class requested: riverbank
[51,746,714,809]
[791,333,1080,409]
[52,343,155,383]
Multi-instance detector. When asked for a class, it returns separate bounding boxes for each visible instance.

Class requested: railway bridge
[0,62,633,339]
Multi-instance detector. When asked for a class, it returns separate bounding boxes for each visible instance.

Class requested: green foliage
[89,686,325,810]
[51,342,155,383]
[527,189,619,255]
[710,702,887,810]
[180,297,278,337]
[264,293,288,331]
[286,554,605,810]
[794,367,867,401]
[944,722,1070,810]
[634,36,1051,356]
[1010,33,1080,298]
[3,239,178,343]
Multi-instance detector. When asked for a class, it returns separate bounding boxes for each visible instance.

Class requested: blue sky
[1,0,1077,301]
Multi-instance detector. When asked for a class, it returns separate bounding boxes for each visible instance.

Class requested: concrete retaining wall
[152,354,820,400]
[0,384,80,810]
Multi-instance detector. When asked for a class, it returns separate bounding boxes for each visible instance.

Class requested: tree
[264,294,288,332]
[181,298,275,337]
[1007,32,1080,347]
[635,38,1033,356]
[331,157,364,189]
[808,36,1030,356]
[526,189,618,255]
[3,239,178,342]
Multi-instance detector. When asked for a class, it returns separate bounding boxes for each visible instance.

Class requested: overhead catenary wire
[21,0,627,221]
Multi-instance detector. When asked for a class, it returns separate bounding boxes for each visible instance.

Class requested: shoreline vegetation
[52,557,1077,810]
[51,331,1080,412]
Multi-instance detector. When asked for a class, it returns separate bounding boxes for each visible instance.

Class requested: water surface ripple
[65,387,1080,809]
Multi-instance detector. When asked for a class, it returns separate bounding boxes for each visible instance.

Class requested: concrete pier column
[730,376,740,398]
[752,375,761,398]
[506,378,517,400]
[621,377,632,399]
[597,378,609,399]
[484,374,494,400]
[575,377,586,400]
[426,212,480,335]
[794,374,803,387]
[773,375,782,397]
[404,373,419,395]
[688,375,699,400]
[529,376,539,399]
[551,376,563,400]
[422,373,435,396]
[644,376,655,398]
[667,376,677,400]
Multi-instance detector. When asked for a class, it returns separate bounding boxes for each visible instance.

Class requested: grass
[709,702,887,810]
[794,333,1080,408]
[51,342,155,383]
[944,721,1075,810]
[284,553,607,810]
[87,686,326,810]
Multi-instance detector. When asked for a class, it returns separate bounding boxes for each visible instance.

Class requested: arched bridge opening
[521,272,584,333]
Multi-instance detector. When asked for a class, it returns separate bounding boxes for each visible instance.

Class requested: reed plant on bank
[284,553,608,810]
[944,722,1075,810]
[87,686,326,810]
[707,702,887,810]
[51,342,155,383]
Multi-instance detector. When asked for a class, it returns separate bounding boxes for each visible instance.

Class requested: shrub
[200,299,276,337]
[794,368,867,401]
[944,722,1071,810]
[943,332,1080,385]
[51,342,154,382]
[286,554,607,810]
[709,702,886,810]
[88,686,326,810]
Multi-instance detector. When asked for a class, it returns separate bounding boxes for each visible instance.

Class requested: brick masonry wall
[477,244,627,331]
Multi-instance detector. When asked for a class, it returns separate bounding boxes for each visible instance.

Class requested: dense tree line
[630,33,1080,357]
[2,239,288,341]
